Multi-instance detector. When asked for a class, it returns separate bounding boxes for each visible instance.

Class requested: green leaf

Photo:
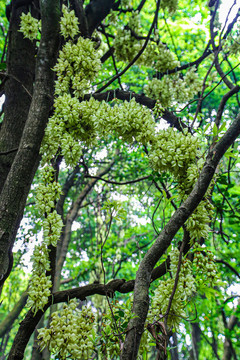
[0,62,6,70]
[212,123,218,137]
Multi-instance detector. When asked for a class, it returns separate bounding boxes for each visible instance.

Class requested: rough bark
[85,0,115,35]
[0,3,36,287]
[30,316,44,360]
[191,322,201,360]
[0,0,60,289]
[0,290,28,338]
[120,113,240,360]
[222,299,240,360]
[0,4,35,191]
[169,332,179,360]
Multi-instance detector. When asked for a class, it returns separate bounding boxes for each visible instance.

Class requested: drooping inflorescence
[38,300,96,359]
[19,12,40,41]
[149,248,196,329]
[18,2,221,356]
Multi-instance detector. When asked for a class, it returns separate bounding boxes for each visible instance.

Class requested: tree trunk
[0,0,60,291]
[170,332,179,360]
[191,322,201,360]
[0,290,28,338]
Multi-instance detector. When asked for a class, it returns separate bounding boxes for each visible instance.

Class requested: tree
[0,0,240,359]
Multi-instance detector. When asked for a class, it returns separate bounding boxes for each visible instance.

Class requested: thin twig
[85,174,151,185]
[0,71,32,98]
[164,240,186,328]
[0,147,18,156]
[95,0,161,93]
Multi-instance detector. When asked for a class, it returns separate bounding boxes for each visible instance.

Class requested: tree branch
[120,113,240,360]
[95,0,161,93]
[84,89,187,131]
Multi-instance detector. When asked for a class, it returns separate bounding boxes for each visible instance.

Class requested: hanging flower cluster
[150,248,195,329]
[96,98,156,144]
[38,300,96,359]
[114,12,144,63]
[26,166,63,312]
[193,245,219,286]
[19,12,40,41]
[35,166,62,215]
[161,0,179,13]
[148,128,214,242]
[153,42,180,72]
[53,37,102,97]
[186,200,214,241]
[145,69,202,108]
[41,95,98,166]
[114,15,179,71]
[148,128,200,178]
[26,245,52,314]
[28,5,104,314]
[60,4,79,39]
[41,95,156,169]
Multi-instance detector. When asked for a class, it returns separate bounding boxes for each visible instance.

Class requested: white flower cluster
[19,12,40,41]
[26,245,52,314]
[99,298,149,358]
[148,128,200,178]
[153,42,180,72]
[36,169,62,216]
[148,128,214,243]
[161,0,178,13]
[153,99,164,118]
[42,96,155,168]
[114,27,144,63]
[41,95,98,166]
[42,210,63,247]
[60,5,79,39]
[150,248,195,329]
[145,69,202,108]
[186,200,213,241]
[29,6,103,313]
[53,37,102,97]
[114,12,179,70]
[27,166,63,313]
[182,160,204,193]
[193,246,219,286]
[38,300,95,359]
[96,98,155,144]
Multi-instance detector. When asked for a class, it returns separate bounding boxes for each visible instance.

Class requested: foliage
[0,1,240,360]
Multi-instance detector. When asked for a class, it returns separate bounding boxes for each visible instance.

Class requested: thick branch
[120,113,240,360]
[84,89,186,131]
[0,0,60,288]
[222,298,240,360]
[85,0,115,35]
[0,3,35,192]
[215,85,240,128]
